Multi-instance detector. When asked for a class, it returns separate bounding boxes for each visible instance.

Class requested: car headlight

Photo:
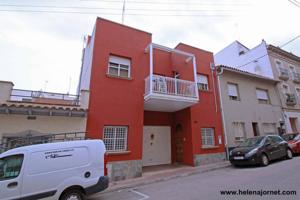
[245,148,259,157]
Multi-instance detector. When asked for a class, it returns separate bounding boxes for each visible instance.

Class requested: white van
[0,140,109,200]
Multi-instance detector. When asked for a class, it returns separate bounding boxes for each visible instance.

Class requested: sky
[0,0,299,94]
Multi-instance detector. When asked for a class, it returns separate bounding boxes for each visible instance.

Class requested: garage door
[142,126,171,167]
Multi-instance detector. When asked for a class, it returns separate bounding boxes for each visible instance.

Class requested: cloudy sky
[0,0,299,94]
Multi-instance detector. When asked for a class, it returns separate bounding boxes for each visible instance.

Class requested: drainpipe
[217,74,229,160]
[210,63,218,113]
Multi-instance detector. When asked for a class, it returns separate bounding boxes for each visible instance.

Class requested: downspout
[217,73,229,160]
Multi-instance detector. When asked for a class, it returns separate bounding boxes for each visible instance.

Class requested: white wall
[214,41,274,79]
[0,115,86,141]
[77,27,96,93]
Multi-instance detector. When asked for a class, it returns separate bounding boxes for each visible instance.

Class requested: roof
[175,43,213,54]
[96,17,152,36]
[219,65,280,83]
[0,102,87,117]
[268,45,300,63]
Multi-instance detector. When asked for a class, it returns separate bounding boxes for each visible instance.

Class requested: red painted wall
[175,43,225,155]
[86,18,151,162]
[85,18,225,166]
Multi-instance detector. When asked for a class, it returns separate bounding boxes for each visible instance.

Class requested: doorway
[289,118,298,133]
[142,126,171,167]
[252,122,259,136]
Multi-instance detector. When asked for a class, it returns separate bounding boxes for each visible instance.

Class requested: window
[262,123,277,135]
[232,122,246,142]
[201,128,215,146]
[103,126,128,152]
[282,84,289,94]
[296,88,300,102]
[197,74,209,91]
[227,83,240,100]
[256,89,270,104]
[108,55,131,78]
[0,154,24,181]
[290,65,295,73]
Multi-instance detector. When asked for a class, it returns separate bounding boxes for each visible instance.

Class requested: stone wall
[107,160,142,181]
[194,153,226,166]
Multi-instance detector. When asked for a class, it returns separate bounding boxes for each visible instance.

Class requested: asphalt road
[90,156,300,200]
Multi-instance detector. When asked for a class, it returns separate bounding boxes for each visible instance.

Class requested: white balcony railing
[292,72,300,83]
[145,75,198,99]
[278,67,289,80]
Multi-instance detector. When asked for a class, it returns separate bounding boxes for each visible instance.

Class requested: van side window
[0,154,24,181]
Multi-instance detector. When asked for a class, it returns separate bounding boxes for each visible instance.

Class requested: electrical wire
[288,0,300,7]
[0,9,235,17]
[0,4,241,12]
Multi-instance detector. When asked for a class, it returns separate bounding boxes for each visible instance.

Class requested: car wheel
[261,154,269,166]
[60,189,85,200]
[286,149,293,159]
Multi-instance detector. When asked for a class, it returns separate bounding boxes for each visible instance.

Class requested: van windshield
[0,154,24,181]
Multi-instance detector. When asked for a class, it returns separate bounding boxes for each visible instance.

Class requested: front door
[142,126,171,166]
[289,118,298,133]
[0,154,24,200]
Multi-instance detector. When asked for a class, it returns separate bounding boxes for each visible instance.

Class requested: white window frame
[197,74,209,91]
[227,83,240,101]
[232,122,246,142]
[103,126,128,152]
[256,88,270,104]
[201,128,215,147]
[108,55,131,78]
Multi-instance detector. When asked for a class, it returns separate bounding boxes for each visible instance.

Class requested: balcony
[292,72,300,83]
[285,93,297,106]
[10,89,79,106]
[144,75,199,112]
[278,67,289,80]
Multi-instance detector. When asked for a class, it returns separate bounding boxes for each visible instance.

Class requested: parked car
[229,135,293,167]
[282,133,300,154]
[0,140,109,200]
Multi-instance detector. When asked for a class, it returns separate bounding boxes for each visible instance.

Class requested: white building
[215,40,300,134]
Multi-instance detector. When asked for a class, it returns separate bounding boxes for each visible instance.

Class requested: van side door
[0,154,24,200]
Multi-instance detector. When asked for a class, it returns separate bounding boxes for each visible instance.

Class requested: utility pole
[122,0,126,24]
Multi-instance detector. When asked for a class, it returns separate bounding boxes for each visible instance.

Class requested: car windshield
[282,134,297,141]
[239,137,264,147]
[293,134,300,141]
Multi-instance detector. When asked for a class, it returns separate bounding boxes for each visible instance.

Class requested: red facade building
[79,18,225,180]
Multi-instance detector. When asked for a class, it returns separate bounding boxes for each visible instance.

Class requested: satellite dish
[216,65,223,75]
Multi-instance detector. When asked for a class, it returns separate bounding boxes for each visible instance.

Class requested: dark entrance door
[252,122,259,136]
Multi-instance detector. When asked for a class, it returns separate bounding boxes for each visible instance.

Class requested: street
[90,156,300,200]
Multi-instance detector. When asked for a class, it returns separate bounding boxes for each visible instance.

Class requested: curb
[100,162,231,194]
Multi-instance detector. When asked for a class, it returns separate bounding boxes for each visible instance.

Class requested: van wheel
[286,149,293,159]
[261,154,269,167]
[60,189,85,200]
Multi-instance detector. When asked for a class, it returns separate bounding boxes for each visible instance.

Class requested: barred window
[103,126,128,151]
[201,128,215,146]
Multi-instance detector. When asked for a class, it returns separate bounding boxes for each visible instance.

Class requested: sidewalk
[103,161,231,193]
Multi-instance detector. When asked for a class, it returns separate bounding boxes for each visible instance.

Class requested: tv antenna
[122,0,126,24]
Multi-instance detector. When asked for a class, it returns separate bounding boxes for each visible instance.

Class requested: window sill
[201,145,219,149]
[106,74,133,80]
[106,151,131,155]
[199,89,212,93]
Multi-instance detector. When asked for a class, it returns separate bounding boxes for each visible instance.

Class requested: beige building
[0,80,88,151]
[267,45,300,133]
[218,66,283,149]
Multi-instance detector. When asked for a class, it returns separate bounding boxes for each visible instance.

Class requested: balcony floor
[144,93,198,112]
